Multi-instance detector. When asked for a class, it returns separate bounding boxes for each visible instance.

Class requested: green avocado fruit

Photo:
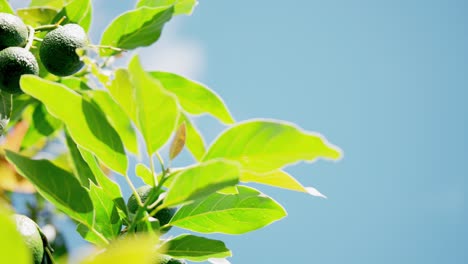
[0,47,39,94]
[127,186,176,233]
[39,23,87,76]
[0,13,28,50]
[14,214,44,264]
[159,256,186,264]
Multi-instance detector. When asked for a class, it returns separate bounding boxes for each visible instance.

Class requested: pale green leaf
[0,209,31,264]
[5,151,94,226]
[89,183,122,242]
[203,120,342,173]
[169,122,186,160]
[85,90,138,154]
[241,170,326,198]
[163,234,231,261]
[179,113,205,161]
[150,72,234,124]
[170,186,286,234]
[0,91,12,135]
[129,56,179,155]
[137,0,197,15]
[163,160,240,208]
[81,235,161,264]
[29,0,66,9]
[100,6,174,56]
[0,0,14,14]
[20,75,128,175]
[135,163,154,186]
[16,7,58,27]
[53,0,92,32]
[106,69,136,123]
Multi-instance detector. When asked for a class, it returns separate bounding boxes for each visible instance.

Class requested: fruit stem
[25,26,35,51]
[34,16,67,32]
[33,37,43,42]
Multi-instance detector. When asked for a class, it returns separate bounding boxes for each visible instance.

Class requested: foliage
[0,0,342,263]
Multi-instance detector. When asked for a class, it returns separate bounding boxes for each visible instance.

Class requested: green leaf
[137,0,197,15]
[20,75,128,175]
[241,170,327,198]
[179,113,205,161]
[163,160,240,208]
[135,163,154,186]
[100,6,174,56]
[0,209,31,264]
[106,69,137,123]
[17,7,58,27]
[53,0,92,32]
[163,234,231,261]
[0,91,12,135]
[203,120,342,173]
[5,151,94,226]
[129,56,179,155]
[89,183,122,242]
[59,77,92,91]
[169,122,186,160]
[170,186,286,234]
[85,90,138,154]
[0,0,14,14]
[65,130,97,188]
[150,72,234,124]
[21,103,62,149]
[29,0,66,9]
[78,147,128,217]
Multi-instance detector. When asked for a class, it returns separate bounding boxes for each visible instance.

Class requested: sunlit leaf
[81,234,161,264]
[135,163,154,186]
[150,72,234,124]
[21,103,62,149]
[65,130,97,188]
[53,0,92,32]
[241,170,326,198]
[85,90,138,154]
[0,0,14,14]
[169,123,186,160]
[100,6,173,56]
[29,0,65,9]
[129,56,179,155]
[137,0,198,15]
[170,186,286,234]
[5,151,94,226]
[163,160,240,208]
[0,91,12,135]
[179,113,205,161]
[0,209,31,264]
[106,69,136,123]
[89,183,122,242]
[20,75,127,175]
[203,120,342,173]
[17,7,58,27]
[163,234,231,261]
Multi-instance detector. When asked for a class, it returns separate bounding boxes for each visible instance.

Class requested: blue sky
[11,0,468,263]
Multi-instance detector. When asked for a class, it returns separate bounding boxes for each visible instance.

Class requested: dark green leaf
[170,186,286,234]
[100,6,174,56]
[65,130,97,188]
[163,234,231,261]
[0,91,12,135]
[20,75,128,175]
[137,0,197,15]
[203,120,342,173]
[128,56,179,155]
[163,160,240,208]
[5,151,94,226]
[21,103,62,149]
[150,71,234,124]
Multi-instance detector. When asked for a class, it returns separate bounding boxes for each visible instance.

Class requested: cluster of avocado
[127,186,185,264]
[0,12,87,94]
